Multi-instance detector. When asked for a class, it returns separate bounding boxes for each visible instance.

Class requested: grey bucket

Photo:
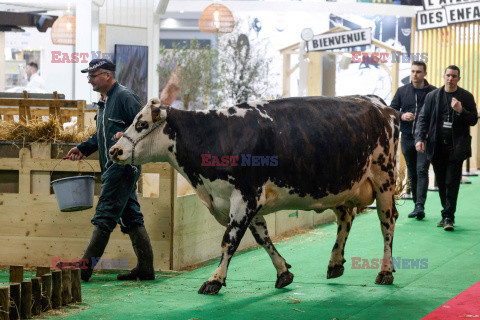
[51,159,96,212]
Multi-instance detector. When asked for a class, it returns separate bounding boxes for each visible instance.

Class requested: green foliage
[157,25,273,109]
[157,39,224,110]
[217,25,273,105]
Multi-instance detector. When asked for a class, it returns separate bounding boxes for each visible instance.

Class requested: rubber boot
[80,226,111,282]
[117,225,155,281]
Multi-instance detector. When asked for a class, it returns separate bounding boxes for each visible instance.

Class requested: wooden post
[61,268,72,306]
[391,58,399,99]
[41,274,52,312]
[0,287,9,320]
[9,283,20,320]
[36,266,51,278]
[20,281,32,319]
[9,266,23,283]
[31,278,41,316]
[51,270,62,309]
[77,100,86,131]
[71,269,82,303]
[307,52,322,96]
[282,53,291,98]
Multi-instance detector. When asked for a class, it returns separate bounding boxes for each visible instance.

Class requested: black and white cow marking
[110,95,400,295]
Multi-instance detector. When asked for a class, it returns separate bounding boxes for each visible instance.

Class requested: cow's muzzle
[109,147,123,161]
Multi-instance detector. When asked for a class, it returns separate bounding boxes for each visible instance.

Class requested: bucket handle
[50,158,96,183]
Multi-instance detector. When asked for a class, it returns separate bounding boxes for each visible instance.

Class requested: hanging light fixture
[199,3,234,33]
[51,14,76,45]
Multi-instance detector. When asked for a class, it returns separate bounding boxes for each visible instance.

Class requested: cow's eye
[135,120,149,132]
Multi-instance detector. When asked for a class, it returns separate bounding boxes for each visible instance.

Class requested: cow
[110,95,400,295]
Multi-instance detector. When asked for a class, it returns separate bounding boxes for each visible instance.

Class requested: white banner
[307,28,372,52]
[416,9,448,30]
[423,0,479,10]
[445,2,480,24]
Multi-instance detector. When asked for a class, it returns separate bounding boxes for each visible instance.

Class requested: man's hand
[66,147,84,161]
[451,97,462,113]
[114,132,124,140]
[415,141,425,153]
[401,112,415,121]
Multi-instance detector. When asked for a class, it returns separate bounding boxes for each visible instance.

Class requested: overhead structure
[198,3,234,33]
[280,26,399,99]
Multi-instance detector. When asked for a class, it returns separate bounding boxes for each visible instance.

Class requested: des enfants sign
[417,0,480,30]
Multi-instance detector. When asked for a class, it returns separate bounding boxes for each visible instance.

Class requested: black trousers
[431,141,463,222]
[401,137,430,208]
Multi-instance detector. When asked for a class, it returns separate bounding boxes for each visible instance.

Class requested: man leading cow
[64,59,155,281]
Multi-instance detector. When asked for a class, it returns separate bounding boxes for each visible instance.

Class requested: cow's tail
[393,115,407,203]
[394,157,407,202]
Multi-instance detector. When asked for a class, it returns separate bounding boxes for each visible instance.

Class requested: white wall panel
[99,0,153,28]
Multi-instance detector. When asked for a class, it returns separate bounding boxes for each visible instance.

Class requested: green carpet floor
[2,176,479,320]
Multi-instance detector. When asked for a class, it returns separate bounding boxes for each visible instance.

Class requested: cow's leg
[248,215,294,289]
[198,192,257,295]
[374,192,398,285]
[327,206,355,279]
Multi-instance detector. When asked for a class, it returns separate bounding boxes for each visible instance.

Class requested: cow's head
[110,98,170,165]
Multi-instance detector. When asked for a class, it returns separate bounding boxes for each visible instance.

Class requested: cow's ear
[151,106,162,122]
[149,98,161,106]
[149,98,163,122]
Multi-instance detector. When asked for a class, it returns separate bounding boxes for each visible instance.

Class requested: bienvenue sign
[417,0,480,30]
[306,28,372,52]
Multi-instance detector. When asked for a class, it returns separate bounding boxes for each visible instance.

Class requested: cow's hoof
[375,271,394,285]
[198,280,223,295]
[327,265,344,279]
[275,271,294,289]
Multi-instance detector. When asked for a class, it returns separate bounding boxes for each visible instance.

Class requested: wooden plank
[51,271,61,309]
[71,269,81,303]
[20,281,31,319]
[0,236,170,271]
[172,194,274,269]
[307,53,322,96]
[0,195,170,241]
[275,211,300,235]
[0,156,168,176]
[9,266,22,283]
[36,266,51,278]
[282,53,291,98]
[313,209,336,226]
[77,101,86,131]
[30,143,51,195]
[40,274,52,311]
[0,287,8,320]
[0,99,83,108]
[31,278,41,315]
[61,269,72,306]
[0,92,65,99]
[9,283,20,320]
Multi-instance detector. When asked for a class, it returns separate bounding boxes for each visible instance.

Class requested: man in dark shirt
[391,61,436,220]
[65,59,155,281]
[415,65,478,231]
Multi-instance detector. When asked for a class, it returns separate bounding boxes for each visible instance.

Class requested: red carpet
[422,281,480,319]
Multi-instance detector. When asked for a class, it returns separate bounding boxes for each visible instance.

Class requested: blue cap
[81,59,116,73]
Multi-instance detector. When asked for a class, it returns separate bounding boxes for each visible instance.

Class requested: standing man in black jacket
[415,65,478,231]
[391,61,436,220]
[65,59,155,281]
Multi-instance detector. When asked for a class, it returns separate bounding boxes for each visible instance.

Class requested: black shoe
[443,218,454,231]
[80,226,111,282]
[417,209,425,220]
[117,226,155,281]
[408,211,418,218]
[436,218,444,227]
[408,206,425,219]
